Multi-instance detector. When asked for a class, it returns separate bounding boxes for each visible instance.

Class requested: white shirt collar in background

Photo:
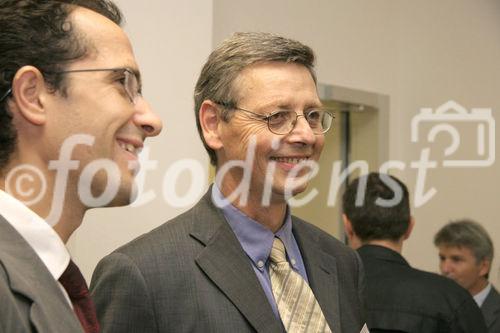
[474,283,492,307]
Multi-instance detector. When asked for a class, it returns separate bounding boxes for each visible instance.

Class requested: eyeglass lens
[123,69,140,104]
[267,110,332,134]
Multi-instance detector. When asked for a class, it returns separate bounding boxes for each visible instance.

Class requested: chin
[115,181,138,206]
[282,177,310,196]
[106,192,133,207]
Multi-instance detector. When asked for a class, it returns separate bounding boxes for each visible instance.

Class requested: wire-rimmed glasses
[217,102,334,135]
[0,67,141,104]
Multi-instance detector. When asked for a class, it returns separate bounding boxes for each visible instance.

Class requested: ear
[403,216,415,240]
[342,214,354,239]
[343,214,363,249]
[11,66,48,125]
[478,258,491,279]
[199,100,223,150]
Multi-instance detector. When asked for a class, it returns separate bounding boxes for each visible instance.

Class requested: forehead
[439,245,475,258]
[68,7,137,69]
[234,62,320,108]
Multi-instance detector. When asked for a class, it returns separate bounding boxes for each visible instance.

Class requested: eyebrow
[257,101,323,111]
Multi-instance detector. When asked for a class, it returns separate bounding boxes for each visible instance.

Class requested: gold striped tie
[269,237,332,333]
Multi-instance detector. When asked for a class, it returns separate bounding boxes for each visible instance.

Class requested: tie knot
[59,259,89,300]
[269,237,288,264]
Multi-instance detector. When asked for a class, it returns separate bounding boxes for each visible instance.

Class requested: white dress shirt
[0,189,72,305]
[474,283,492,307]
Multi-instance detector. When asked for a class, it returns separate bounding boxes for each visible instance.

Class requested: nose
[440,260,452,276]
[287,115,316,145]
[133,97,163,137]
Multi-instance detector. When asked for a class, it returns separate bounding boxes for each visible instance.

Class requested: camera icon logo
[411,100,495,167]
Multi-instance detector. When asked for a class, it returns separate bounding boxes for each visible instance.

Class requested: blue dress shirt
[211,185,309,319]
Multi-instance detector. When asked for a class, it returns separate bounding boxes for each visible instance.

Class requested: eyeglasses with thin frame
[0,67,141,104]
[217,102,334,135]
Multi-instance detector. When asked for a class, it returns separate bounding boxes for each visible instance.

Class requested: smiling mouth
[270,156,310,164]
[117,140,142,156]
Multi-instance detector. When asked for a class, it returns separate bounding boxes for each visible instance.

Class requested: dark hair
[342,172,411,242]
[0,0,122,169]
[194,32,316,166]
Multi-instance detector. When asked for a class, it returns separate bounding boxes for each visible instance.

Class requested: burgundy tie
[58,260,100,333]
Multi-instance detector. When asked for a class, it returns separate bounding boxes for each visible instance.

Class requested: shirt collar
[211,184,295,269]
[0,190,70,280]
[473,283,492,307]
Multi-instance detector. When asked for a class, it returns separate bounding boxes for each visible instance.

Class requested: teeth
[119,142,137,154]
[271,157,309,164]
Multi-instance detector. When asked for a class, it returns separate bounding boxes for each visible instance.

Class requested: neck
[470,278,489,296]
[219,182,287,233]
[365,239,404,253]
[0,173,85,244]
[52,208,85,243]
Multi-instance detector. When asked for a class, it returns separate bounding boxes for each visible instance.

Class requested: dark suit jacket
[91,190,366,332]
[0,216,84,333]
[358,245,487,333]
[482,286,500,333]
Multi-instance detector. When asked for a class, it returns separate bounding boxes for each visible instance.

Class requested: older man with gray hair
[435,219,500,332]
[91,32,366,333]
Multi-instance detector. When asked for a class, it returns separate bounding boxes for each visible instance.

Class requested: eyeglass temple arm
[0,88,12,102]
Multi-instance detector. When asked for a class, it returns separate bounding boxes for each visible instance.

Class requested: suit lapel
[482,286,500,329]
[293,218,341,333]
[191,193,283,333]
[0,216,84,333]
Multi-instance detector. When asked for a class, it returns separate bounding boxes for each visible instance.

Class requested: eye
[116,72,128,87]
[267,110,293,126]
[451,256,463,263]
[306,110,322,126]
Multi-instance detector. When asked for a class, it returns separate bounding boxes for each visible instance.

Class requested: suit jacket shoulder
[92,191,366,333]
[0,216,83,333]
[92,191,282,333]
[482,286,500,332]
[358,245,487,333]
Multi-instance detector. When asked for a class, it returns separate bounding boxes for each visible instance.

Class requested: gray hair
[193,32,316,166]
[434,219,494,266]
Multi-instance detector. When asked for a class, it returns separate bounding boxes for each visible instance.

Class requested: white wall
[68,0,213,281]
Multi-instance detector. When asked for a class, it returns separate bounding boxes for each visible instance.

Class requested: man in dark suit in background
[0,1,162,332]
[342,172,486,332]
[91,32,366,332]
[435,219,500,332]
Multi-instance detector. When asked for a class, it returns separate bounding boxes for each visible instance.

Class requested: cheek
[237,120,268,142]
[224,122,270,155]
[315,137,325,155]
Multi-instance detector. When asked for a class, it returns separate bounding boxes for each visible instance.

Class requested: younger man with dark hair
[342,172,486,332]
[0,1,162,332]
